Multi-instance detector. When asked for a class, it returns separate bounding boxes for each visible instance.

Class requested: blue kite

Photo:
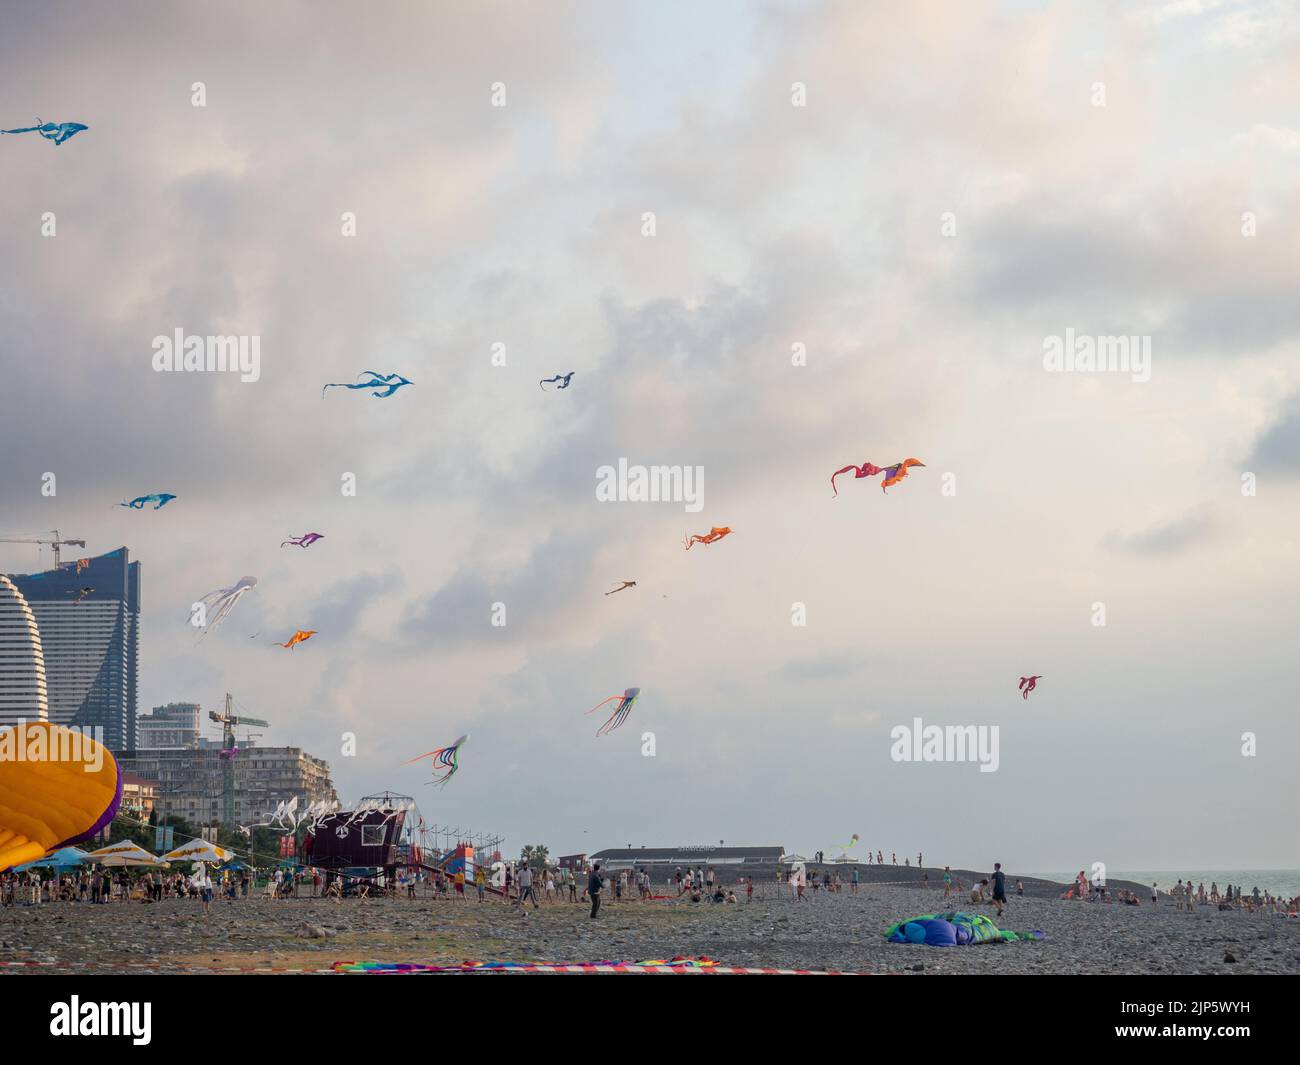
[322,371,412,399]
[119,493,177,510]
[2,119,88,146]
[540,372,575,391]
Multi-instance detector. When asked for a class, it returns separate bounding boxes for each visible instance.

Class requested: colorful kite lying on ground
[194,576,257,637]
[276,629,317,650]
[886,912,1043,946]
[1018,676,1042,700]
[539,372,575,390]
[684,526,733,550]
[605,581,637,595]
[587,688,640,735]
[321,371,413,398]
[0,722,122,872]
[2,119,88,145]
[404,734,469,787]
[332,956,720,974]
[832,458,925,496]
[119,493,177,510]
[281,533,324,548]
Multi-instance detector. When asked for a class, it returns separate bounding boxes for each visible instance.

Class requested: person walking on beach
[588,862,603,918]
[517,863,539,909]
[989,862,1007,918]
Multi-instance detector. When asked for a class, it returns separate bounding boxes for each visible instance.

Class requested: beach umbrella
[161,839,233,864]
[12,846,90,872]
[83,841,169,867]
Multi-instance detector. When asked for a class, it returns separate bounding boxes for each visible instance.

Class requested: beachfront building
[137,701,202,748]
[116,745,338,827]
[7,548,141,749]
[0,575,49,727]
[119,772,159,821]
[589,845,785,871]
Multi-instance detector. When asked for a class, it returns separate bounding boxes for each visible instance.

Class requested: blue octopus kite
[2,119,88,146]
[540,372,576,390]
[322,371,413,399]
[586,687,640,736]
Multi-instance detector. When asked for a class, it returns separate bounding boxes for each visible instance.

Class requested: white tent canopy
[161,840,233,864]
[83,841,168,867]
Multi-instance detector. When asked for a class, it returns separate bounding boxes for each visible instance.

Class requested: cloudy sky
[2,0,1297,872]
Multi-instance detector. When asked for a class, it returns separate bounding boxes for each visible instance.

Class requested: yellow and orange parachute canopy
[0,722,122,872]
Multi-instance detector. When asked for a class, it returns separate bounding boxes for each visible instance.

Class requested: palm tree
[520,844,550,871]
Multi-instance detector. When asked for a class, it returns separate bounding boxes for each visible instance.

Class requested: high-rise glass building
[0,575,49,727]
[7,548,141,749]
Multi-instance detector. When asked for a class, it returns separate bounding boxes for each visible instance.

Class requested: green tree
[520,844,550,871]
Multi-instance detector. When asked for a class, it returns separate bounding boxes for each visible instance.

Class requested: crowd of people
[7,858,1297,921]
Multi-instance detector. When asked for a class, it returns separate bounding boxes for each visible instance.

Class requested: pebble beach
[4,877,1296,975]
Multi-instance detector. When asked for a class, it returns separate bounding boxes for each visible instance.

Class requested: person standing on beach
[517,863,539,909]
[1151,882,1158,905]
[588,862,603,918]
[989,863,1007,917]
[943,867,953,899]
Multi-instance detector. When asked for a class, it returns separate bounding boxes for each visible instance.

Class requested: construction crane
[0,530,87,569]
[209,693,270,828]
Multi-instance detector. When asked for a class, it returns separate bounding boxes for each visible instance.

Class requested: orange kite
[277,629,318,649]
[880,458,926,492]
[684,526,733,551]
